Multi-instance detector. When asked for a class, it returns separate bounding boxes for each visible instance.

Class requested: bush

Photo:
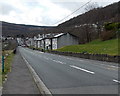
[100,30,116,41]
[100,22,120,41]
[116,29,120,38]
[104,22,120,31]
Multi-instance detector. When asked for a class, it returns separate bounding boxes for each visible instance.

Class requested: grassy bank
[2,50,15,82]
[56,39,118,56]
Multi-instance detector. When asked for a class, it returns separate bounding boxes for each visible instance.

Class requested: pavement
[0,87,2,96]
[2,48,40,94]
[19,46,119,95]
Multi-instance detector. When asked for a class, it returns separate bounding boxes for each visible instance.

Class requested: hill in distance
[1,1,120,37]
[1,21,56,37]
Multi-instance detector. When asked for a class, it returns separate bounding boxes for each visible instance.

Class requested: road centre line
[113,79,120,83]
[44,57,50,60]
[23,48,119,87]
[42,55,66,64]
[108,65,118,68]
[69,65,95,74]
[52,59,66,64]
[58,55,85,62]
[58,55,118,69]
[49,53,118,68]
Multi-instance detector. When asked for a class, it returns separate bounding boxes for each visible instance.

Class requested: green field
[56,39,119,56]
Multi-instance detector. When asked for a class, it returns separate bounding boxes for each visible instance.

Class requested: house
[52,33,79,49]
[32,32,79,50]
[33,33,54,50]
[38,37,52,50]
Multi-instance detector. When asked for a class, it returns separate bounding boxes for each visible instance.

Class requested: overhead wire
[53,0,92,25]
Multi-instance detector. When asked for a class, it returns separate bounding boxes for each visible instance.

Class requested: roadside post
[2,55,4,72]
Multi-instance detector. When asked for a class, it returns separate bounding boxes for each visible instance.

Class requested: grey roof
[54,33,65,38]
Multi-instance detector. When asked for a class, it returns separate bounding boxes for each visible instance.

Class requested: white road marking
[70,65,95,74]
[78,60,84,62]
[54,53,118,69]
[57,61,66,64]
[113,79,120,83]
[22,56,52,95]
[44,57,50,60]
[23,57,29,64]
[52,60,66,64]
[39,52,44,53]
[58,54,85,62]
[66,58,73,60]
[109,65,118,68]
[23,48,119,72]
[42,56,66,64]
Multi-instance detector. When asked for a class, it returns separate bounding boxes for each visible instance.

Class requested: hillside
[56,39,118,56]
[1,21,55,37]
[58,1,120,27]
[56,1,120,44]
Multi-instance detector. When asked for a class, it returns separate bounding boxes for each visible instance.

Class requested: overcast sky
[0,0,119,26]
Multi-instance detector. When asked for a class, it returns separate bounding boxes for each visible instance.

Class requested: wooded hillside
[2,21,55,37]
[58,1,120,27]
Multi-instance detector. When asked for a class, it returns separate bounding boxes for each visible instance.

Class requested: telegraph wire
[53,0,92,25]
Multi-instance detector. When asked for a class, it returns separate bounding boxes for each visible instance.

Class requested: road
[19,46,119,94]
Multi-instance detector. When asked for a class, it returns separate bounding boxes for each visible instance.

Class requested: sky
[0,0,119,26]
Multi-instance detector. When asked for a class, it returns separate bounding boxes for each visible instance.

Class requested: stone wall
[48,51,119,63]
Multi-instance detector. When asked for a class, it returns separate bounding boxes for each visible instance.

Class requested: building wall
[52,38,57,49]
[41,40,44,49]
[57,33,79,49]
[30,38,34,46]
[39,39,50,50]
[45,39,51,50]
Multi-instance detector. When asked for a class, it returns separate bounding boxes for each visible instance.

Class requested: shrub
[100,22,120,41]
[100,30,116,41]
[104,22,120,31]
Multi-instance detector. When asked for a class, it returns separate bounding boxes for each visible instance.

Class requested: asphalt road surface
[19,46,119,94]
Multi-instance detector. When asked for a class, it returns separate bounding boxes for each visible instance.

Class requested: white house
[31,32,79,50]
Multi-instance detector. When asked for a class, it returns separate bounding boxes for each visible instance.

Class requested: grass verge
[55,38,118,56]
[2,50,15,82]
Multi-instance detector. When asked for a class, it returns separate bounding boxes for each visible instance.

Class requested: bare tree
[84,2,99,12]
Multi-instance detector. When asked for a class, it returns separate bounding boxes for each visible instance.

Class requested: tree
[84,2,99,12]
